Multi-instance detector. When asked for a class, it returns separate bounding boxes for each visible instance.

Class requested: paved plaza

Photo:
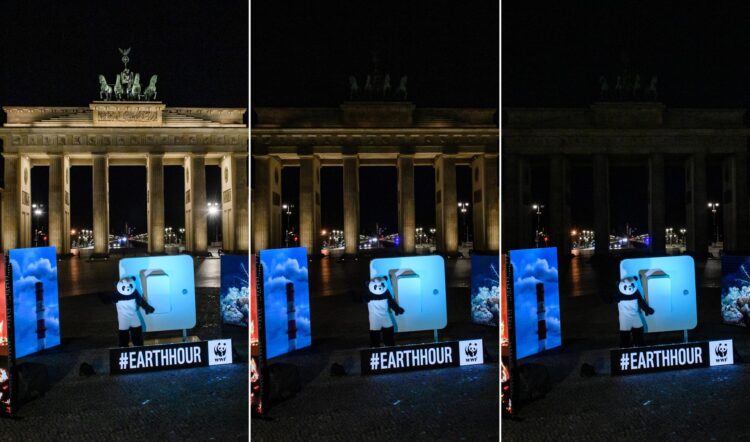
[0,251,248,441]
[252,250,500,442]
[504,251,750,441]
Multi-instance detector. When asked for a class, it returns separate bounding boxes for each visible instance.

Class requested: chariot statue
[395,75,408,100]
[96,48,159,101]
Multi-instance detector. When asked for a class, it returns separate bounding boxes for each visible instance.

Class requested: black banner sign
[611,340,733,376]
[110,339,232,375]
[361,339,484,376]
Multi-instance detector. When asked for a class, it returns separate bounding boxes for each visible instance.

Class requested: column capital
[398,145,416,156]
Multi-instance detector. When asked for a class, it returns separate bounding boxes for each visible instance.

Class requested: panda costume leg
[382,326,395,347]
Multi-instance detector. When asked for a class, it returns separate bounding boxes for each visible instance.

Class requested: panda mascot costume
[365,275,405,347]
[616,275,655,347]
[113,276,155,347]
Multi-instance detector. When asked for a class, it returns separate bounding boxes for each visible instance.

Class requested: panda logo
[465,342,478,358]
[618,276,639,295]
[368,277,388,295]
[715,342,728,358]
[117,276,137,296]
[214,341,227,357]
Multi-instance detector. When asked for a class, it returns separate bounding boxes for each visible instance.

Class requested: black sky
[1,0,248,235]
[252,1,499,237]
[504,2,734,236]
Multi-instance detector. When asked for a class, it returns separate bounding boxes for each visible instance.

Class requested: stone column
[342,153,360,256]
[2,155,19,252]
[48,155,71,255]
[502,154,521,251]
[184,155,208,255]
[548,154,571,256]
[251,155,282,252]
[593,154,610,256]
[18,156,31,248]
[723,152,750,253]
[299,154,322,256]
[685,152,708,257]
[92,154,110,257]
[472,153,500,253]
[435,155,458,255]
[649,154,666,254]
[221,154,249,253]
[398,153,416,254]
[147,154,165,254]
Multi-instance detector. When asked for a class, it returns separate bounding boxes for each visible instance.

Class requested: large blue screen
[9,246,60,359]
[509,247,561,360]
[260,247,311,359]
[619,256,697,333]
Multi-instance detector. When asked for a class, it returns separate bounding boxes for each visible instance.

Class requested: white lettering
[194,346,202,363]
[129,352,136,369]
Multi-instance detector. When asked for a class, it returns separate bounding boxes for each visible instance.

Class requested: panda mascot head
[618,275,639,295]
[368,276,389,295]
[116,276,137,296]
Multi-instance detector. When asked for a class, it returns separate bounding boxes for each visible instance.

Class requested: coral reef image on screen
[259,247,311,359]
[119,255,196,332]
[369,255,447,333]
[471,254,500,326]
[720,255,750,326]
[9,246,60,359]
[220,255,250,327]
[509,247,561,360]
[619,256,697,333]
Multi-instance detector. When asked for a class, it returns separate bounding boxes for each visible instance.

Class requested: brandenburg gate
[251,102,499,256]
[0,102,248,256]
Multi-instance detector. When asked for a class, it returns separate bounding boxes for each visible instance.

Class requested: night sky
[504,2,734,236]
[0,0,248,235]
[252,1,499,237]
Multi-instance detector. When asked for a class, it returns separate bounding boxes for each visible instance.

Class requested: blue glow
[369,255,447,332]
[510,247,561,360]
[471,254,500,326]
[620,256,697,333]
[9,246,60,358]
[119,255,196,332]
[260,247,311,359]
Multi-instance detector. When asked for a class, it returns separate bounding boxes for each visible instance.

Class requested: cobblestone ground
[0,260,248,442]
[252,253,499,441]
[504,253,750,441]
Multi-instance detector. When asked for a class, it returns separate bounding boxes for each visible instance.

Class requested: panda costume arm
[135,292,156,314]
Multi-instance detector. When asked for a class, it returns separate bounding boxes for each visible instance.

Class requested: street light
[282,203,294,247]
[708,202,720,245]
[32,203,44,246]
[207,202,220,244]
[458,202,470,245]
[532,203,544,248]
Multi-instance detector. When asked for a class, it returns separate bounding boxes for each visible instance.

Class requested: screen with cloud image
[9,246,60,359]
[259,247,311,359]
[471,254,500,327]
[509,247,561,360]
[220,255,250,327]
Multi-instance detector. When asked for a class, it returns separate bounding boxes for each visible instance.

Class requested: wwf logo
[214,342,227,357]
[715,342,728,358]
[465,342,478,358]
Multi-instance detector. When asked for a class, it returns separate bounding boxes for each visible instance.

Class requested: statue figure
[633,74,642,99]
[119,47,131,67]
[614,76,623,100]
[98,75,112,101]
[364,75,373,98]
[645,75,658,101]
[395,75,408,100]
[120,68,132,96]
[144,74,158,101]
[599,75,609,100]
[348,76,359,100]
[383,74,391,98]
[129,73,142,100]
[114,74,124,100]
